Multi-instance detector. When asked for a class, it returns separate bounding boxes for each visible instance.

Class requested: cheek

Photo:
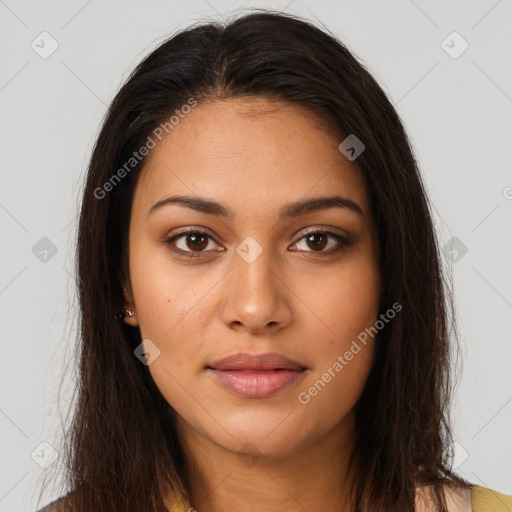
[296,344,374,435]
[293,254,380,404]
[131,265,204,413]
[129,242,237,402]
[130,242,202,332]
[295,272,379,418]
[295,257,380,348]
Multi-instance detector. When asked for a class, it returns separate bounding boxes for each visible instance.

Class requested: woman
[36,9,511,512]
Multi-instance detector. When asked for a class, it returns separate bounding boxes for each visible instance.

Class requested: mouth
[207,368,307,399]
[206,352,308,399]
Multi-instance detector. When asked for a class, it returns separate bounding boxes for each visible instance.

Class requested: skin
[122,97,382,511]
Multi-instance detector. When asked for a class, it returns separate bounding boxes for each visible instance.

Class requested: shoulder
[437,483,512,512]
[416,483,471,512]
[416,482,512,512]
[471,484,512,512]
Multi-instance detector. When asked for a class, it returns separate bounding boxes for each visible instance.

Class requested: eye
[165,229,222,258]
[164,227,352,259]
[291,229,352,256]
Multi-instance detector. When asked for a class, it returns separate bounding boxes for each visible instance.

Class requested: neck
[177,410,359,512]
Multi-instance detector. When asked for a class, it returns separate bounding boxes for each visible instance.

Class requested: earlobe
[123,308,139,326]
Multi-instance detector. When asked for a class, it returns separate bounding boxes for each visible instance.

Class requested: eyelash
[164,228,352,259]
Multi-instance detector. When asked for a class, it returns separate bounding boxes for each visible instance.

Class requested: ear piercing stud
[113,308,135,320]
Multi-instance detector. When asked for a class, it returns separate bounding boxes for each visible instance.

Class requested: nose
[219,242,293,335]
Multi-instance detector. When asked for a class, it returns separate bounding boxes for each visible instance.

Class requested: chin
[209,413,314,458]
[224,432,306,460]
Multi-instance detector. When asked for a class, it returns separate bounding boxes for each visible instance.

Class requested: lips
[208,352,307,371]
[207,352,308,398]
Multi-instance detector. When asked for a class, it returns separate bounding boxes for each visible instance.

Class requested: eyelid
[295,225,350,240]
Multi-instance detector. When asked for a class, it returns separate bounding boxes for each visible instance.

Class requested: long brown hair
[37,9,471,512]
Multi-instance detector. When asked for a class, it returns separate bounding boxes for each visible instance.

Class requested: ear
[122,285,139,327]
[123,308,139,327]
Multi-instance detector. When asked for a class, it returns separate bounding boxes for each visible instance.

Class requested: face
[123,97,381,459]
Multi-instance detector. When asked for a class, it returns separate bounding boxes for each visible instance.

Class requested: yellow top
[170,484,512,511]
[472,484,512,511]
[38,483,512,511]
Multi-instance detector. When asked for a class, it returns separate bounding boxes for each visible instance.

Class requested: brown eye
[165,228,351,259]
[165,230,220,258]
[184,233,209,251]
[305,233,328,251]
[291,230,352,255]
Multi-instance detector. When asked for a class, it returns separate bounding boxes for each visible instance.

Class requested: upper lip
[207,352,307,371]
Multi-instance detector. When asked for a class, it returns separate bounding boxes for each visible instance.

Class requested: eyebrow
[148,194,365,219]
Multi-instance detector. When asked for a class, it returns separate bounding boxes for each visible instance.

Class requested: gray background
[1,0,511,510]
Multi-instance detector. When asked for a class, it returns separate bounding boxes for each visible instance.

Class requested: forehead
[133,97,371,219]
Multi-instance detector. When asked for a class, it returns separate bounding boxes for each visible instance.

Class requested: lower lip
[208,369,306,398]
